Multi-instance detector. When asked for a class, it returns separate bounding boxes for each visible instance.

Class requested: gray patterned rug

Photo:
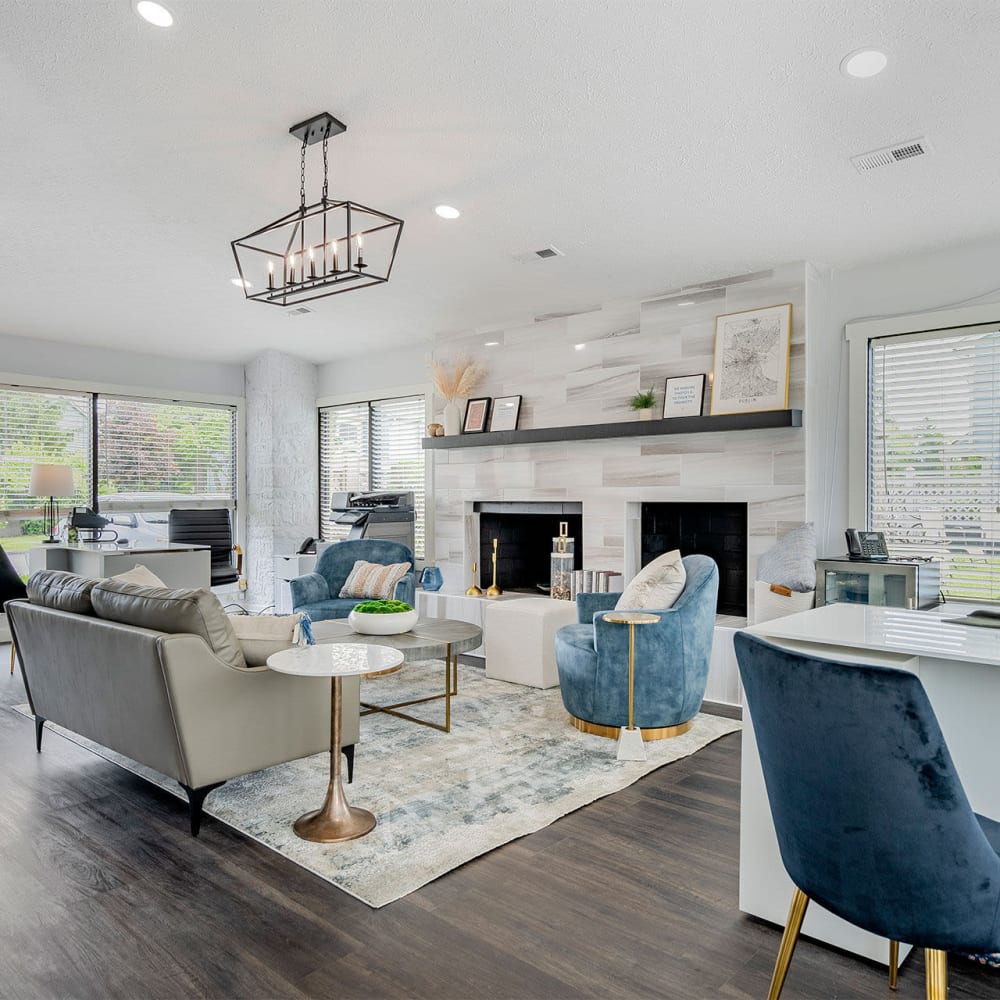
[14,661,739,907]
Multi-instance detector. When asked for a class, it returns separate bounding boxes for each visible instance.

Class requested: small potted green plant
[348,599,418,635]
[629,388,657,421]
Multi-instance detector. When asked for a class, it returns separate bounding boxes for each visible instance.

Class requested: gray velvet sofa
[6,570,360,835]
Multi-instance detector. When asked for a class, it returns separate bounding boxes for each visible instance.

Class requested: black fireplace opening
[641,502,748,616]
[476,502,583,593]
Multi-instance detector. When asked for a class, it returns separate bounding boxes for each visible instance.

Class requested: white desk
[741,603,1000,965]
[29,542,211,589]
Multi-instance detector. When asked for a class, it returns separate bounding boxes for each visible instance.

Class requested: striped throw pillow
[339,559,412,601]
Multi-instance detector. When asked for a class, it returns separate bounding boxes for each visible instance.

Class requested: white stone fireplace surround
[426,264,814,706]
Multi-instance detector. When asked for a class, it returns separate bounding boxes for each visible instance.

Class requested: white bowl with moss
[347,600,419,635]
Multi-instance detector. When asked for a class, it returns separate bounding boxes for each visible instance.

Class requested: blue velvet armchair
[289,539,416,623]
[734,632,1000,1000]
[554,554,718,738]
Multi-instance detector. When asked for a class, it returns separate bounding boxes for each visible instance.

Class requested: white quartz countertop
[746,603,1000,666]
[38,542,210,553]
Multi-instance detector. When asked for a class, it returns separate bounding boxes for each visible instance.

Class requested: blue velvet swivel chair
[554,554,718,739]
[734,631,1000,1000]
[289,539,415,623]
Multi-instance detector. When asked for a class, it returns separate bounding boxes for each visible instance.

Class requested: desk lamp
[29,463,74,544]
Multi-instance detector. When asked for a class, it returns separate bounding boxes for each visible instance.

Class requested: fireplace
[640,502,748,616]
[474,501,583,593]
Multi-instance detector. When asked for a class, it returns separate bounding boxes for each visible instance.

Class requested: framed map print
[710,303,792,415]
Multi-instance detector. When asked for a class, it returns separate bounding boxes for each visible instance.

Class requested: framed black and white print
[463,397,491,433]
[663,374,705,418]
[710,303,792,415]
[487,395,522,432]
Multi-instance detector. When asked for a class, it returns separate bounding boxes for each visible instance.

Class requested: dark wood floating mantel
[422,409,802,450]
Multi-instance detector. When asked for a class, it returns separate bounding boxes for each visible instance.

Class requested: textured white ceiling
[2,0,999,364]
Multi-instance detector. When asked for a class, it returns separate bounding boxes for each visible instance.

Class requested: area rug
[14,661,739,907]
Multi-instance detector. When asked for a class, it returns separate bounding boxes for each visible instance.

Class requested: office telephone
[845,529,889,560]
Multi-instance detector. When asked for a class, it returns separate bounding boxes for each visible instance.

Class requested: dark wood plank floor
[2,653,998,1000]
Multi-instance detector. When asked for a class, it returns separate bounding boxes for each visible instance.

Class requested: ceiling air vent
[513,245,565,263]
[286,306,313,317]
[851,137,931,174]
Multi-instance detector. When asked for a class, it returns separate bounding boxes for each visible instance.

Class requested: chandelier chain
[299,139,307,211]
[322,137,329,202]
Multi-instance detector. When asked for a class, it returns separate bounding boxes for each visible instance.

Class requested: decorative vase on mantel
[442,399,463,436]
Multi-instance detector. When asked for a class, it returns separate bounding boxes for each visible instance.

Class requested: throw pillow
[339,559,412,601]
[755,522,817,593]
[228,612,306,667]
[112,564,166,588]
[615,549,686,611]
[26,570,99,615]
[91,579,246,669]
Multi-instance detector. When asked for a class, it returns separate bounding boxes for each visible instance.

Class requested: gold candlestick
[466,561,483,597]
[486,538,503,597]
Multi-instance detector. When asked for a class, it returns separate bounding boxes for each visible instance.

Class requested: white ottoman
[485,598,579,688]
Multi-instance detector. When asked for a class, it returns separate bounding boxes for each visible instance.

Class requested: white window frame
[846,302,1000,530]
[317,383,431,563]
[0,370,246,545]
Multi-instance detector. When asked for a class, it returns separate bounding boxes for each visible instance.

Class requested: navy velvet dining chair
[734,631,1000,1000]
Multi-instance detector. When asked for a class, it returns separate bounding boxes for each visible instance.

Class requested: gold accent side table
[602,611,661,761]
[267,642,403,843]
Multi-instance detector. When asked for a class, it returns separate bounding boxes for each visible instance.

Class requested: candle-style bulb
[308,246,316,279]
[287,253,295,283]
[268,260,275,290]
[332,241,339,271]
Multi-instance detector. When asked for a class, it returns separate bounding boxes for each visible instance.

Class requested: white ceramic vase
[348,608,419,635]
[443,399,463,436]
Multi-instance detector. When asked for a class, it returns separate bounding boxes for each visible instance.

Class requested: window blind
[869,326,1000,602]
[319,395,426,557]
[319,402,370,542]
[96,396,237,512]
[371,396,426,558]
[0,385,91,518]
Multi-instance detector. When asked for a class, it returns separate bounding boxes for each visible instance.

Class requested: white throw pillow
[112,564,166,588]
[755,522,817,592]
[228,612,304,667]
[615,549,686,611]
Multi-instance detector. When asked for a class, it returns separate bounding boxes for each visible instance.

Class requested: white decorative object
[663,374,706,418]
[752,580,815,624]
[616,549,686,611]
[484,597,578,688]
[638,408,653,421]
[442,400,462,436]
[348,608,419,635]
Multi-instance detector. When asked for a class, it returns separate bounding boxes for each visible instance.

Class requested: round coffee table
[267,642,403,843]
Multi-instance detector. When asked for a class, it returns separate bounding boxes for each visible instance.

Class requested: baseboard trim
[701,699,742,721]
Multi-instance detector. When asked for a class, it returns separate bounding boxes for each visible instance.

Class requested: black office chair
[168,509,242,588]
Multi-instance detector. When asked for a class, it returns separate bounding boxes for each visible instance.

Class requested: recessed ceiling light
[840,48,888,78]
[676,299,696,307]
[574,343,586,351]
[434,205,461,220]
[231,277,253,289]
[484,340,500,347]
[135,1,174,27]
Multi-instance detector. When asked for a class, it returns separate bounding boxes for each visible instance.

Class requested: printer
[330,491,415,552]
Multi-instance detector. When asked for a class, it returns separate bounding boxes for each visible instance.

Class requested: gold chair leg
[9,644,14,675]
[889,939,899,990]
[767,887,810,1000]
[924,948,947,1000]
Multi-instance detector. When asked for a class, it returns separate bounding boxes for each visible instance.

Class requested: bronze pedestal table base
[267,642,403,843]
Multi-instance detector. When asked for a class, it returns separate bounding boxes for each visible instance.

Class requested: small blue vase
[420,566,444,591]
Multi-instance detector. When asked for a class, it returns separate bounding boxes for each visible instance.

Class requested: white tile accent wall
[429,262,811,621]
[245,350,319,608]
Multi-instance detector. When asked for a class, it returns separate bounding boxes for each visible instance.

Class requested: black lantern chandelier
[231,112,403,307]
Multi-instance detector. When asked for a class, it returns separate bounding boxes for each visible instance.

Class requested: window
[96,396,237,513]
[868,325,1000,602]
[0,385,237,569]
[0,385,91,537]
[319,395,426,557]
